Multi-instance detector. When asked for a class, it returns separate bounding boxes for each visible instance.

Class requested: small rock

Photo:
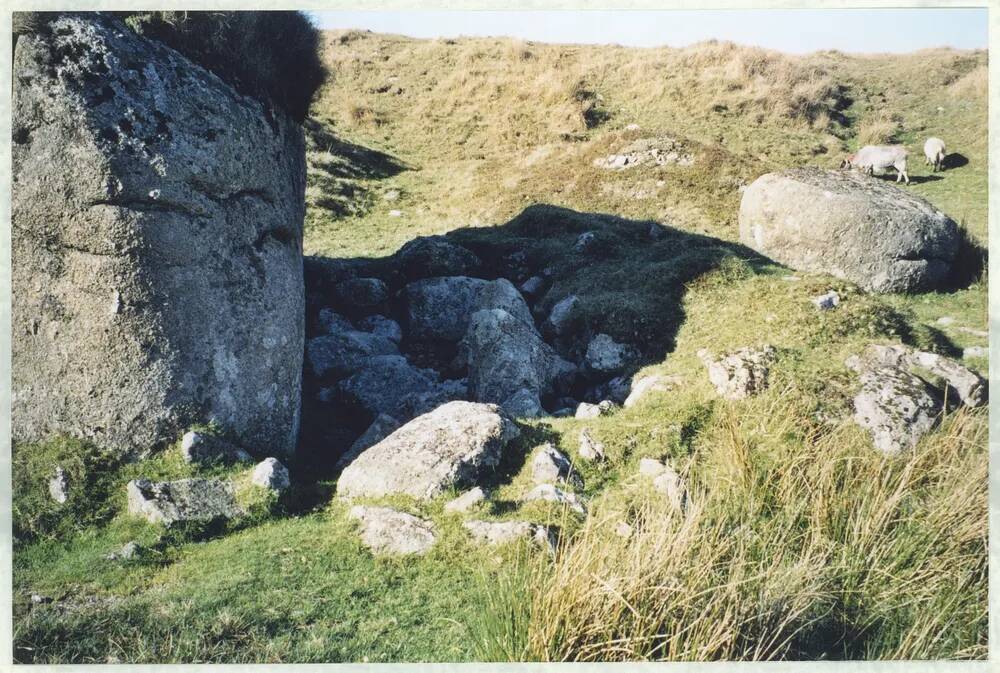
[127,478,242,525]
[105,541,141,561]
[251,458,290,492]
[963,346,987,359]
[638,458,686,511]
[958,327,988,338]
[181,431,252,466]
[444,487,486,513]
[523,484,587,515]
[781,275,801,282]
[625,123,641,131]
[48,466,69,504]
[388,209,403,217]
[317,308,353,334]
[577,428,606,462]
[547,295,579,336]
[584,334,637,376]
[30,594,52,605]
[624,374,679,408]
[383,189,400,201]
[348,506,436,556]
[519,276,545,297]
[852,365,940,455]
[638,457,667,477]
[811,291,840,310]
[531,443,581,487]
[615,521,633,538]
[574,231,597,253]
[464,520,555,551]
[393,236,482,281]
[575,400,616,419]
[936,316,956,326]
[698,346,776,400]
[358,315,402,344]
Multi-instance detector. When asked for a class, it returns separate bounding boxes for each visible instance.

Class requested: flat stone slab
[348,506,437,556]
[126,478,242,525]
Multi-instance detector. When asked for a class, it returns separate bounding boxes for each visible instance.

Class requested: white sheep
[923,137,946,172]
[841,145,910,184]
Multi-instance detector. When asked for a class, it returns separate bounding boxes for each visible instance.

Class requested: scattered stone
[335,277,388,309]
[593,136,694,170]
[393,236,482,281]
[383,189,400,201]
[698,346,776,400]
[105,541,141,561]
[180,431,252,466]
[577,428,606,462]
[388,209,403,217]
[739,168,960,293]
[461,308,576,408]
[338,401,519,500]
[317,308,353,335]
[358,315,402,344]
[848,344,986,408]
[781,275,801,282]
[31,594,53,605]
[406,276,533,342]
[531,443,582,487]
[522,484,587,515]
[624,374,679,408]
[584,334,637,376]
[444,487,487,513]
[251,458,290,492]
[851,365,941,455]
[615,521,633,538]
[546,295,579,337]
[638,458,687,511]
[519,276,545,297]
[348,506,436,556]
[812,291,840,310]
[126,478,242,525]
[963,346,987,359]
[48,466,69,504]
[936,316,956,327]
[337,414,402,470]
[575,400,617,419]
[464,520,555,551]
[958,327,988,338]
[305,330,398,379]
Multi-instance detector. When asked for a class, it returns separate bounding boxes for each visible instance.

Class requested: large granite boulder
[461,309,576,413]
[337,401,519,500]
[337,355,467,421]
[12,15,305,457]
[738,168,959,293]
[405,276,533,342]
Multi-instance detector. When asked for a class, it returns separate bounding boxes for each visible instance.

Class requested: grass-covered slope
[13,32,988,663]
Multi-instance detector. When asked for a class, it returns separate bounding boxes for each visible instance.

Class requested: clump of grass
[857,110,902,145]
[517,400,986,661]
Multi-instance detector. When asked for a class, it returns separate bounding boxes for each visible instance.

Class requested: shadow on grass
[943,152,969,170]
[296,203,771,475]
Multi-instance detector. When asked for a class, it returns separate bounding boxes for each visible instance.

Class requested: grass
[12,30,988,663]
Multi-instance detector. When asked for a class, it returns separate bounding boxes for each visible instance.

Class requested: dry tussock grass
[520,394,986,661]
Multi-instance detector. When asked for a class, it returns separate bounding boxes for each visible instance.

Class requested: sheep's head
[840,154,856,169]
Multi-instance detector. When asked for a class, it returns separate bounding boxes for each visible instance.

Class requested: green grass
[12,31,987,663]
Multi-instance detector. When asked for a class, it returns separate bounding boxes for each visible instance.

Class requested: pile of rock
[593,137,695,170]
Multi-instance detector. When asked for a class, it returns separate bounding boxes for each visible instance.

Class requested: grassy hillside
[13,32,988,663]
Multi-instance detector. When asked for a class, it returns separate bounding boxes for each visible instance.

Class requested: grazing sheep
[841,145,910,184]
[924,137,947,172]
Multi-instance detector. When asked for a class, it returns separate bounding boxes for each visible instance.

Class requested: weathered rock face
[698,346,776,400]
[12,15,306,457]
[461,309,576,412]
[738,168,959,293]
[405,277,533,342]
[348,506,437,556]
[126,478,242,525]
[337,355,466,421]
[337,401,519,500]
[393,236,482,282]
